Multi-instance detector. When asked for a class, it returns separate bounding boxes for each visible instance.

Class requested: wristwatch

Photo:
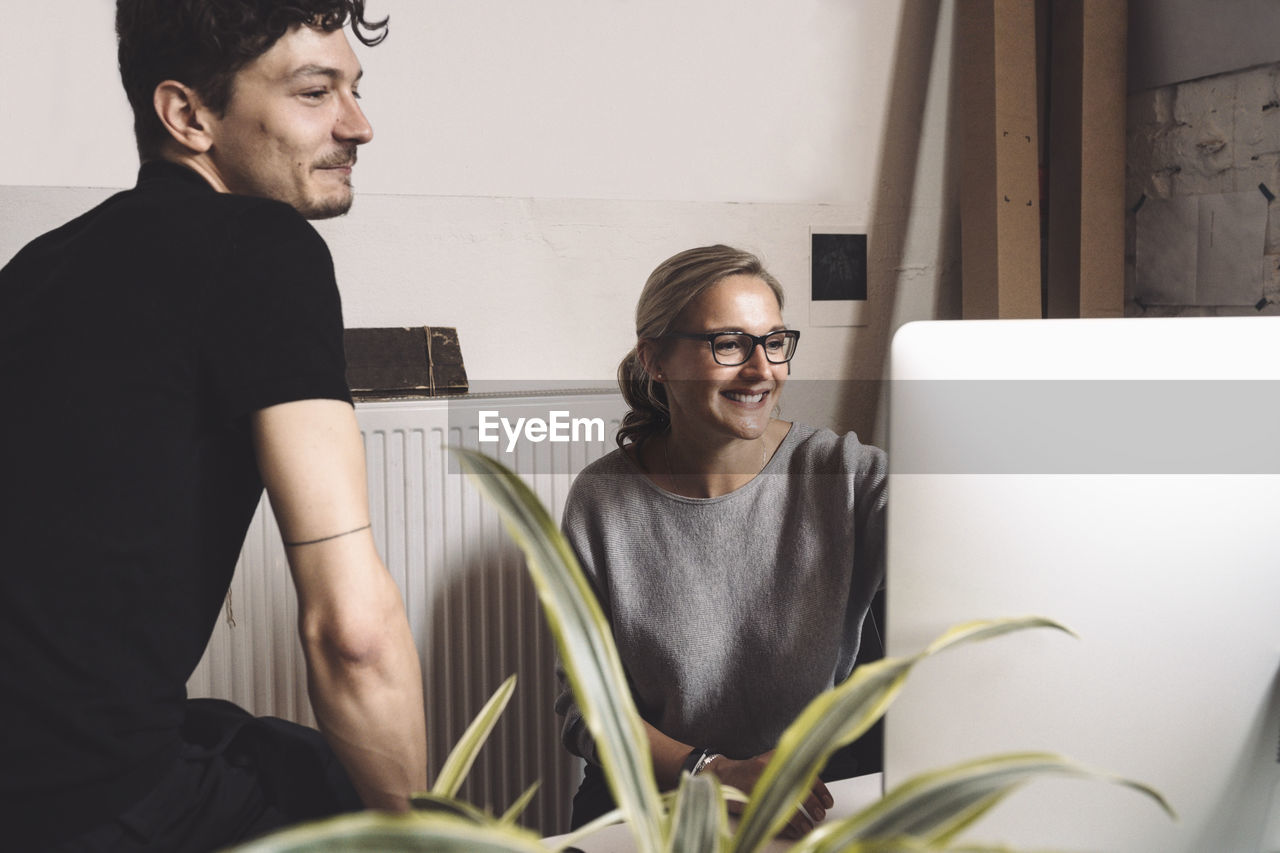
[682,746,721,776]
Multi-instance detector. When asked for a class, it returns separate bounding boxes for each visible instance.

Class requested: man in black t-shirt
[0,3,427,850]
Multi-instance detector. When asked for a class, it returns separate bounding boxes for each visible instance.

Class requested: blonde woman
[555,245,886,838]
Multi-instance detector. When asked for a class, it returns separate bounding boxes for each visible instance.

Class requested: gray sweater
[555,422,887,763]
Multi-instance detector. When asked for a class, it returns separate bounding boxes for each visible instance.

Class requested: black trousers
[51,699,362,853]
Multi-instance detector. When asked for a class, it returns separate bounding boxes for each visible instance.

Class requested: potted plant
[226,448,1169,852]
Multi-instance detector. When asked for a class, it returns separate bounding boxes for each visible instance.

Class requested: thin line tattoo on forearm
[283,523,372,548]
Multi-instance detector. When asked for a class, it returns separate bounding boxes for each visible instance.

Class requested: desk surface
[543,773,883,852]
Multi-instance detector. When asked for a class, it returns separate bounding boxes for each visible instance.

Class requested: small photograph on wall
[810,228,868,327]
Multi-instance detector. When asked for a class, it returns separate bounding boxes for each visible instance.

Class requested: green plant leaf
[440,453,1162,853]
[432,673,518,798]
[793,839,1017,853]
[795,752,1173,851]
[730,655,914,853]
[731,617,1072,853]
[799,842,1019,853]
[500,781,541,825]
[221,810,548,852]
[550,806,626,852]
[406,791,490,823]
[668,772,727,853]
[450,447,666,853]
[921,617,1078,656]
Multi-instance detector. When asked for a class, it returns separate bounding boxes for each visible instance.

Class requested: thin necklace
[664,433,769,481]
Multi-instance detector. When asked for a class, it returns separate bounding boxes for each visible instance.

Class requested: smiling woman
[639,272,794,495]
[553,245,888,841]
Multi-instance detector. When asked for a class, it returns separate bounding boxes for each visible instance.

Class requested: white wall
[1,0,959,437]
[0,1,894,203]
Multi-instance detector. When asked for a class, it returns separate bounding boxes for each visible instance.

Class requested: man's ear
[153,80,215,154]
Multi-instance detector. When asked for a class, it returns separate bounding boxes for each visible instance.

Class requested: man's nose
[336,93,373,144]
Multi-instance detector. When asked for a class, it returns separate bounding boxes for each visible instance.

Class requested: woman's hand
[641,722,833,840]
[707,750,834,840]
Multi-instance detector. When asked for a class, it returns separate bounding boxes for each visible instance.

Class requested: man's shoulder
[130,162,322,251]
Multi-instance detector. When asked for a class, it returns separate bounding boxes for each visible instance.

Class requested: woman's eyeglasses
[663,330,800,366]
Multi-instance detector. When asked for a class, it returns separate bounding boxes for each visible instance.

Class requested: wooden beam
[958,0,1044,319]
[1046,0,1127,318]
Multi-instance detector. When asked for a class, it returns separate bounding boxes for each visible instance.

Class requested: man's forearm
[304,609,428,811]
[253,400,429,810]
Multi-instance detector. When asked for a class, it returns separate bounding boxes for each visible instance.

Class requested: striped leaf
[549,806,626,852]
[668,772,727,853]
[405,792,488,823]
[793,752,1174,851]
[500,782,542,825]
[221,810,547,852]
[450,447,666,853]
[797,841,1018,853]
[431,673,518,798]
[731,617,1073,853]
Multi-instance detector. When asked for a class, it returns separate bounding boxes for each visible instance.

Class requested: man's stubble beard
[302,146,358,220]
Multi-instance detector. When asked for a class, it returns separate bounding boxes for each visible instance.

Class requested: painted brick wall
[1126,62,1280,316]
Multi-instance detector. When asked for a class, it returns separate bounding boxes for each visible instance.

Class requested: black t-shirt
[0,161,353,846]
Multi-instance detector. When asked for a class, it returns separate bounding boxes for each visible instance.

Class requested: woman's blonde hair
[616,244,785,448]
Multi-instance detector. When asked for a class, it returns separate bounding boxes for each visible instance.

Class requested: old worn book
[344,326,468,399]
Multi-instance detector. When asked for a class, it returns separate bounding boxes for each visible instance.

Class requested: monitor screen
[884,317,1280,852]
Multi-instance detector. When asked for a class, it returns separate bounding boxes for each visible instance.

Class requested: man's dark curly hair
[116,0,388,159]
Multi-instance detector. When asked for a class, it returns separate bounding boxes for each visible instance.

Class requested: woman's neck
[644,420,785,499]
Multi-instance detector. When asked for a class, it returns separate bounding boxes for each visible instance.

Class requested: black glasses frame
[664,329,801,366]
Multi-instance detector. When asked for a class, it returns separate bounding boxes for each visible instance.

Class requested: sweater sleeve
[852,437,888,595]
[832,431,889,684]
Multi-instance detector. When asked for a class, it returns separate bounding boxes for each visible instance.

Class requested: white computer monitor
[884,317,1280,852]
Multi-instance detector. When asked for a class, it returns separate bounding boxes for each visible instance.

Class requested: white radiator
[187,390,627,835]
